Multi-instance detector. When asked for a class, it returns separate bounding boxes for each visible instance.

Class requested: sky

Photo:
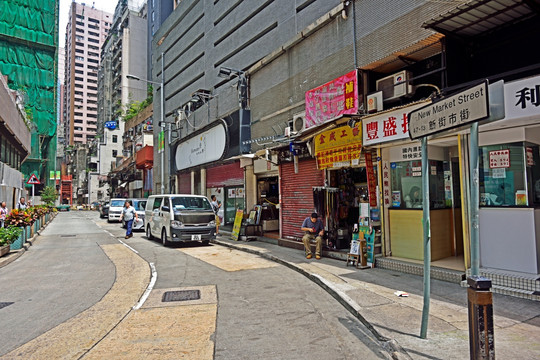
[59,0,119,48]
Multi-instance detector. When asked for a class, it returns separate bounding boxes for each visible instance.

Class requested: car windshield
[110,200,125,207]
[132,200,147,211]
[171,197,212,211]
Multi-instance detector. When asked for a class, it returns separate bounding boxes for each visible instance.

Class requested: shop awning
[423,0,539,38]
[360,33,444,73]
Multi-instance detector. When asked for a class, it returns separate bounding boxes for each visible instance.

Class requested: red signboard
[305,70,358,129]
[365,152,378,207]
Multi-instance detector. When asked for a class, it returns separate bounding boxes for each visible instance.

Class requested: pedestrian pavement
[213,232,540,360]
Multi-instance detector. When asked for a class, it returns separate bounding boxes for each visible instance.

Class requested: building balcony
[136,145,153,169]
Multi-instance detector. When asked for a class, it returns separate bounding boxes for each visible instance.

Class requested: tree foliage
[41,185,58,206]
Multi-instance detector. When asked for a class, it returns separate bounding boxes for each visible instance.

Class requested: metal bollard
[467,276,495,360]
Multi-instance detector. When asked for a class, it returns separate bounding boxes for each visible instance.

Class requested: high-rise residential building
[0,0,59,187]
[63,2,112,145]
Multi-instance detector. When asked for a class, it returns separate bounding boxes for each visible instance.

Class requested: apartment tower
[63,2,112,145]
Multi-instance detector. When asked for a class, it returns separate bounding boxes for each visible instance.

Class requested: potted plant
[0,226,24,253]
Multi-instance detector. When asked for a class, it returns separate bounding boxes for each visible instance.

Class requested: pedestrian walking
[16,197,27,210]
[301,212,324,259]
[119,200,138,239]
[0,201,8,227]
[210,195,222,235]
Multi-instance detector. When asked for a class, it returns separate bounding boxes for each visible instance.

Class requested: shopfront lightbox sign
[314,125,362,169]
[175,123,226,171]
[505,75,540,119]
[489,149,510,169]
[409,81,489,140]
[305,70,358,129]
[362,101,429,146]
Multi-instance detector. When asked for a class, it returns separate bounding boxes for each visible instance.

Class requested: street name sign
[408,81,489,140]
[27,174,40,185]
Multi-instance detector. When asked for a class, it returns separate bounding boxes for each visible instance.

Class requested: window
[112,150,118,157]
[479,142,539,207]
[390,160,448,209]
[88,31,99,37]
[152,197,163,210]
[112,135,118,143]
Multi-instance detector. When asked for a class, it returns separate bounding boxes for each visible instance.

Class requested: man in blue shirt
[301,212,324,259]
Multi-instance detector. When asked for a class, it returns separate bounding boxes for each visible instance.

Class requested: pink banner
[305,70,358,129]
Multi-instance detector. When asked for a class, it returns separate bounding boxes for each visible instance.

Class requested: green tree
[41,185,58,206]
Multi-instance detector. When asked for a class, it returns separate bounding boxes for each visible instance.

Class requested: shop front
[172,117,246,225]
[362,101,466,270]
[253,158,279,234]
[476,74,540,275]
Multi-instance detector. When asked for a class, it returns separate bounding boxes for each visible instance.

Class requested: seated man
[301,212,324,260]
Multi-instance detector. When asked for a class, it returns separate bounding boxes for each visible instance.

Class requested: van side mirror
[161,206,170,212]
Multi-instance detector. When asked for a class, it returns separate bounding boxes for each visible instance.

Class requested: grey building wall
[151,0,459,190]
[147,0,174,80]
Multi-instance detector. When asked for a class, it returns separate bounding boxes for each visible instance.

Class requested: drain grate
[0,302,14,310]
[162,290,200,302]
[61,235,77,237]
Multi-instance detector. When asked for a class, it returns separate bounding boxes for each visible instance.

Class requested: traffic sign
[27,174,40,185]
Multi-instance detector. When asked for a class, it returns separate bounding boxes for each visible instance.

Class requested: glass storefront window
[479,143,529,207]
[390,160,448,209]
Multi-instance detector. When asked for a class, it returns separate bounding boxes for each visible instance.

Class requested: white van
[108,198,127,222]
[145,194,216,246]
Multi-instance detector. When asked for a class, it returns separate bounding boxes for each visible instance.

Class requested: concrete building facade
[63,2,112,146]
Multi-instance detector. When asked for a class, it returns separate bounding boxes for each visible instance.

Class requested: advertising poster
[231,209,244,241]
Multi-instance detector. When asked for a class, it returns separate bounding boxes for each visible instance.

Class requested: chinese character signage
[158,130,165,153]
[382,161,391,207]
[362,102,428,146]
[505,74,540,119]
[489,149,510,168]
[409,81,489,140]
[365,152,377,207]
[305,70,358,129]
[314,125,362,169]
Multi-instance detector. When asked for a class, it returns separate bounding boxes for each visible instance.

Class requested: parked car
[108,198,126,222]
[99,202,110,218]
[145,194,216,246]
[121,199,147,231]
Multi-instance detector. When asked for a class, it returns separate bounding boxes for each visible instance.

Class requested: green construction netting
[0,0,58,183]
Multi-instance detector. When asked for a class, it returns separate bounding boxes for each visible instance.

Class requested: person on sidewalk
[210,195,222,235]
[0,201,8,227]
[119,200,138,239]
[17,197,27,210]
[301,212,324,260]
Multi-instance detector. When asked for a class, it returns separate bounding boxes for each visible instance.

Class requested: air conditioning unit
[292,112,306,133]
[376,70,413,101]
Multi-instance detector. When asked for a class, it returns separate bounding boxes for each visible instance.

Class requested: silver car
[121,199,147,231]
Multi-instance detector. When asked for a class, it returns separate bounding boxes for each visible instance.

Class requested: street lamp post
[126,52,165,194]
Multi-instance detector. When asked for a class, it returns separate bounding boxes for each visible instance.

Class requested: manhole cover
[61,235,77,237]
[162,290,200,302]
[0,302,14,310]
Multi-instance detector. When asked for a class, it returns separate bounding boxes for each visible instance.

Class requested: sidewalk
[213,232,540,360]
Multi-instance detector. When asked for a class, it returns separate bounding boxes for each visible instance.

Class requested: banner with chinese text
[305,70,358,129]
[314,125,362,169]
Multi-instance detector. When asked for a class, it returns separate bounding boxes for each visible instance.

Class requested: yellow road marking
[4,244,148,360]
[84,304,217,360]
[179,246,277,271]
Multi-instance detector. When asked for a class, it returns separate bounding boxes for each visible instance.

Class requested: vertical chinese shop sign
[365,152,378,207]
[305,70,358,129]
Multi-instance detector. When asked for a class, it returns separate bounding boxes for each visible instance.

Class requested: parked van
[108,198,127,222]
[145,194,216,246]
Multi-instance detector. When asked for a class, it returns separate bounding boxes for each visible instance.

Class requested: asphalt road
[0,211,391,359]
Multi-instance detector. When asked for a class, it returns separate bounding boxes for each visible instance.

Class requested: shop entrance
[224,186,244,225]
[257,176,279,236]
[325,167,369,249]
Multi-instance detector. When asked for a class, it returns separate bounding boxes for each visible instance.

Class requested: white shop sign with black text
[175,123,227,171]
[409,81,489,139]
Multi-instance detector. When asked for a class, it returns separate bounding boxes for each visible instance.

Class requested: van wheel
[161,228,169,247]
[146,225,153,240]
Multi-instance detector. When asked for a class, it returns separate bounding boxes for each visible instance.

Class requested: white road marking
[133,262,157,310]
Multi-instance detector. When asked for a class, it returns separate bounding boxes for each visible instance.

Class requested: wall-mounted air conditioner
[292,112,306,133]
[376,70,413,101]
